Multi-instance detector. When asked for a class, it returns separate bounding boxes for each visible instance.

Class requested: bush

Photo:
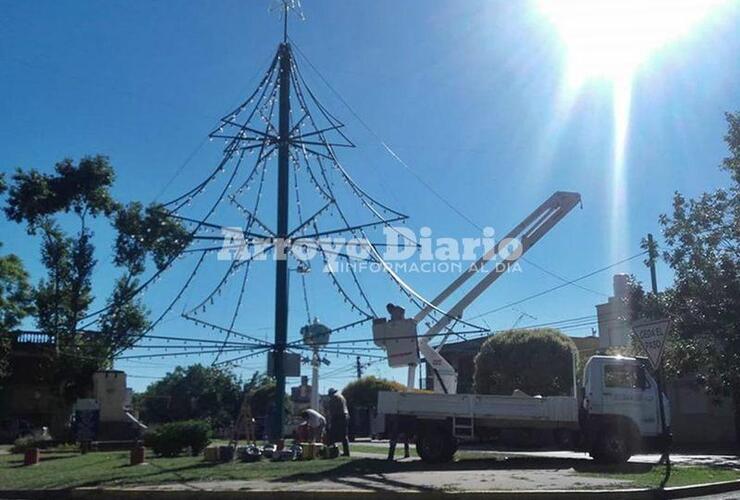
[342,376,406,410]
[144,420,211,457]
[10,435,53,454]
[474,328,577,396]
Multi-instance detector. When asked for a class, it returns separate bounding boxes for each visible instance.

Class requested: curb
[663,478,740,499]
[1,481,739,500]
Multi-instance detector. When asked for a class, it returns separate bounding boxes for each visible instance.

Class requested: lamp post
[301,318,331,410]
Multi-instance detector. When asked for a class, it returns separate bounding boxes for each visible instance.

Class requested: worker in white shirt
[300,409,326,443]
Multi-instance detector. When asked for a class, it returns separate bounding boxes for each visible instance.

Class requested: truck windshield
[604,364,648,390]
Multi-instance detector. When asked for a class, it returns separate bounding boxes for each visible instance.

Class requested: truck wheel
[590,431,631,464]
[415,429,457,463]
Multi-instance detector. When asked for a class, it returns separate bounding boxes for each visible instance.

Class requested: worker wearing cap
[326,388,350,457]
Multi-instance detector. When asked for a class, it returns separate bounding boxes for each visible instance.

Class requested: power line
[288,292,637,351]
[520,257,609,298]
[468,251,648,320]
[290,39,607,300]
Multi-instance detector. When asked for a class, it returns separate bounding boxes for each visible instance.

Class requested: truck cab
[581,356,670,462]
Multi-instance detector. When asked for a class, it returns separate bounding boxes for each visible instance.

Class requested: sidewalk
[112,464,630,493]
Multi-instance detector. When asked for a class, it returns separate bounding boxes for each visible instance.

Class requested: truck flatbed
[378,391,580,430]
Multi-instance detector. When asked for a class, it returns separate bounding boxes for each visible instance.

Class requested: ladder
[230,393,256,447]
[453,415,475,439]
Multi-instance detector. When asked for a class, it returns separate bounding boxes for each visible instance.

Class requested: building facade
[1,331,143,442]
[0,331,68,441]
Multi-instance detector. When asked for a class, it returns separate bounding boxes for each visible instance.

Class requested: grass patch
[578,465,740,488]
[349,444,391,455]
[0,451,354,490]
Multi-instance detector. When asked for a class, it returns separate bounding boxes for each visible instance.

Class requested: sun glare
[538,0,725,87]
[536,0,727,265]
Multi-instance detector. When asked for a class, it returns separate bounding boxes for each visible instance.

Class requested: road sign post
[631,318,672,488]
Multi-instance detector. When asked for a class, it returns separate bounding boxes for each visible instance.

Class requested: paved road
[679,494,740,500]
[356,440,740,469]
[120,462,631,492]
[480,450,740,469]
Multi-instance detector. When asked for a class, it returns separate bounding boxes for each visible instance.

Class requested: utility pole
[646,233,659,295]
[271,36,292,441]
[644,233,671,486]
[355,356,363,379]
[311,349,320,409]
[165,0,408,443]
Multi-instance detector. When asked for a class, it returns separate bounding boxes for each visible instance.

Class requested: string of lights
[289,38,612,311]
[106,39,413,369]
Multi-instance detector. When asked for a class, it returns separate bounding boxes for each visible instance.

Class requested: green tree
[341,376,406,410]
[5,156,119,233]
[0,175,35,379]
[136,364,243,428]
[247,376,292,423]
[474,328,577,396]
[3,155,190,401]
[0,246,35,378]
[651,111,740,442]
[135,366,286,430]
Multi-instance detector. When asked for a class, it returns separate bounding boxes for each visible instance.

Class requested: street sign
[632,318,671,369]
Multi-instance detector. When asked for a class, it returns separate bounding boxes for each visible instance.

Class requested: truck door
[600,362,660,436]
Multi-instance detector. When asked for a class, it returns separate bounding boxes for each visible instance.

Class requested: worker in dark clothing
[386,414,411,461]
[326,388,350,457]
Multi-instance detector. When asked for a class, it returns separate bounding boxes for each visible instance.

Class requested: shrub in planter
[11,435,53,454]
[144,420,212,457]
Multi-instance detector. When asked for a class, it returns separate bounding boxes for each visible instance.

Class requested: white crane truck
[373,192,670,464]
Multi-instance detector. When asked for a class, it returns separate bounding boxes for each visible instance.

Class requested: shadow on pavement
[276,455,654,485]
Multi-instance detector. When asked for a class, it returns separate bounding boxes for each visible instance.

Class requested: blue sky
[1,1,739,393]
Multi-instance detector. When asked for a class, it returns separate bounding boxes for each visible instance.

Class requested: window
[604,364,648,390]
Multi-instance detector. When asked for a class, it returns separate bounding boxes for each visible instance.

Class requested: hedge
[474,328,577,396]
[143,420,212,457]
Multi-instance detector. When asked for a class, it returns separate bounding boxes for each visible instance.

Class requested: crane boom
[373,191,581,394]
